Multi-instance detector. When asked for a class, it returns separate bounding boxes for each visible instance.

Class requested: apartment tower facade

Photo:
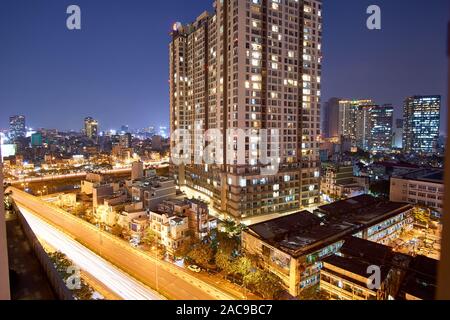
[403,95,441,154]
[170,0,323,220]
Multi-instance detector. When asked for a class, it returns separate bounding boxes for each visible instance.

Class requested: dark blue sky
[0,0,448,134]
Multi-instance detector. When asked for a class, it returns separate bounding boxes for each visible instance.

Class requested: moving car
[187,265,202,273]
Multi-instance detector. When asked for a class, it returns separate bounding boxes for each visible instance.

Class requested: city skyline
[1,0,449,303]
[0,0,448,133]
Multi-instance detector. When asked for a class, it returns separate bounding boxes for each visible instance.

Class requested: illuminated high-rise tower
[9,115,26,141]
[84,117,99,141]
[403,95,441,154]
[170,0,323,220]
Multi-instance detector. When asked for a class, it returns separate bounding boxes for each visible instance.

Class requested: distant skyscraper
[354,104,372,151]
[170,0,323,219]
[338,99,373,147]
[323,98,341,138]
[393,119,404,149]
[120,125,129,134]
[9,115,26,140]
[84,117,99,141]
[369,104,394,152]
[119,133,132,149]
[403,95,441,154]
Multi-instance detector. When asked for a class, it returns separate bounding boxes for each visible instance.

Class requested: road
[6,168,132,185]
[10,188,236,300]
[20,208,161,300]
[6,162,169,185]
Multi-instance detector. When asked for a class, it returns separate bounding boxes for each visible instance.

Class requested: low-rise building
[242,195,414,296]
[398,255,438,300]
[320,162,369,201]
[390,169,445,217]
[184,198,218,240]
[117,208,148,239]
[321,237,408,300]
[131,176,176,210]
[149,208,190,257]
[95,193,129,227]
[155,198,218,240]
[320,237,437,301]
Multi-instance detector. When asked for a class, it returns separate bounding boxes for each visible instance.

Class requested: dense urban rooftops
[316,195,413,225]
[246,195,413,257]
[400,255,438,300]
[132,176,174,188]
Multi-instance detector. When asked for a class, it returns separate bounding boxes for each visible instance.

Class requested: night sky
[0,0,448,134]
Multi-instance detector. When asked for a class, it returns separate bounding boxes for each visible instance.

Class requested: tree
[222,220,247,237]
[414,206,431,226]
[255,270,284,300]
[369,180,390,198]
[72,203,87,218]
[142,228,159,247]
[215,231,240,257]
[48,251,95,300]
[174,239,192,259]
[215,252,234,275]
[233,256,254,277]
[187,243,214,268]
[111,225,125,238]
[299,285,329,301]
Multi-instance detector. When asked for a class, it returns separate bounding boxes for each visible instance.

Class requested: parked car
[187,265,202,273]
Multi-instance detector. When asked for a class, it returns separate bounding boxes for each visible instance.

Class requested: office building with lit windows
[369,104,394,152]
[170,0,323,220]
[9,115,26,141]
[403,95,441,154]
[84,117,99,141]
[390,168,445,217]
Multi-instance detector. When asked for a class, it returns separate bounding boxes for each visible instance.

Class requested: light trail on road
[19,206,165,300]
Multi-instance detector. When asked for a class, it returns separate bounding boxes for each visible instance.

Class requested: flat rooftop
[247,196,412,258]
[394,169,444,184]
[316,195,412,226]
[400,255,438,300]
[248,211,359,258]
[323,255,390,285]
[133,176,174,188]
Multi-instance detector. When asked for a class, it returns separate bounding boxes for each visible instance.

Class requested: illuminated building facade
[337,101,393,152]
[9,115,26,141]
[84,117,99,141]
[170,0,323,219]
[338,99,373,144]
[369,104,394,152]
[390,169,445,217]
[403,95,441,154]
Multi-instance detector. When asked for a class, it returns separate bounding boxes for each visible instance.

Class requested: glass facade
[403,95,441,154]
